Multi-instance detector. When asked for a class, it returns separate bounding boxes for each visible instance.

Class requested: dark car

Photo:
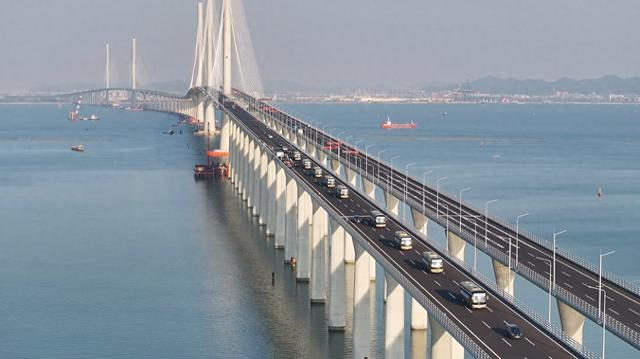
[505,323,523,339]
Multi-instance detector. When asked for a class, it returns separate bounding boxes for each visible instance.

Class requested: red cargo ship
[380,118,417,129]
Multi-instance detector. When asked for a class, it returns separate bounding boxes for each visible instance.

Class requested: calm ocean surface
[0,103,637,358]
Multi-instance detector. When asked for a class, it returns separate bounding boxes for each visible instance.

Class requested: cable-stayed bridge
[28,1,640,358]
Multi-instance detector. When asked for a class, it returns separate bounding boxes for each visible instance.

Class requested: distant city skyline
[1,0,639,92]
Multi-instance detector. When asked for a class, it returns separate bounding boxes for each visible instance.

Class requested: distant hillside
[455,76,640,95]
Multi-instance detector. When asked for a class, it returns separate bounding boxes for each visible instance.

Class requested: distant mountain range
[439,75,640,95]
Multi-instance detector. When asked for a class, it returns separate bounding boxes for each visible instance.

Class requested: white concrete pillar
[331,159,342,175]
[557,300,586,345]
[319,150,328,166]
[275,167,286,248]
[385,191,400,215]
[296,191,313,281]
[352,242,371,359]
[345,167,358,187]
[411,299,428,330]
[429,317,465,359]
[411,207,428,236]
[244,139,254,204]
[311,206,328,302]
[205,101,215,134]
[344,232,355,264]
[492,259,515,296]
[252,146,261,216]
[385,272,404,359]
[362,178,375,199]
[328,218,346,330]
[369,256,376,281]
[447,230,466,262]
[258,153,268,225]
[284,179,298,262]
[265,160,277,236]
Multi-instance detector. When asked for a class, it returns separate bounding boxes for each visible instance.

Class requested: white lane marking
[635,323,640,329]
[564,282,574,289]
[525,337,536,346]
[466,307,472,314]
[379,235,385,239]
[399,251,405,256]
[452,280,459,286]
[628,308,640,316]
[350,209,355,213]
[482,321,491,329]
[409,259,416,266]
[501,338,512,347]
[610,308,620,316]
[447,293,456,300]
[487,306,494,313]
[434,280,441,287]
[528,253,536,258]
[561,271,571,277]
[527,261,536,268]
[585,294,595,302]
[414,250,421,255]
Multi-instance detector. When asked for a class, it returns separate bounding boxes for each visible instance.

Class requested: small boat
[78,114,99,121]
[68,111,78,121]
[380,118,417,129]
[597,186,603,198]
[163,129,175,135]
[71,145,85,152]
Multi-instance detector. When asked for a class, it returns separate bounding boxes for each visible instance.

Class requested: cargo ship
[380,118,417,129]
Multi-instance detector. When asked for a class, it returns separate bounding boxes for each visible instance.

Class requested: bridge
[31,1,640,358]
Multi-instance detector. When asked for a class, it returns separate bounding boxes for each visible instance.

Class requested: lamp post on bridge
[422,170,433,221]
[377,150,387,187]
[458,187,471,231]
[552,229,567,292]
[365,144,374,177]
[389,156,400,195]
[537,256,553,324]
[586,285,609,359]
[351,140,363,174]
[403,163,415,223]
[484,199,498,247]
[515,213,530,270]
[598,250,615,322]
[436,177,447,219]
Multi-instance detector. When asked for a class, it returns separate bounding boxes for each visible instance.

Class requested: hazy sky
[1,0,639,92]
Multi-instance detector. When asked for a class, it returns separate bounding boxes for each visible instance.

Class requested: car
[268,134,273,139]
[505,323,523,339]
[312,166,323,178]
[292,151,302,161]
[336,185,349,199]
[302,159,312,170]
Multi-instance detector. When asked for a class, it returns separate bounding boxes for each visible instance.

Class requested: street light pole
[598,250,615,321]
[587,285,608,359]
[422,170,432,219]
[552,229,567,291]
[484,199,498,247]
[537,257,553,324]
[404,163,415,223]
[436,177,447,219]
[459,187,471,231]
[389,156,400,194]
[516,213,530,270]
[473,219,478,271]
[365,145,374,176]
[377,150,387,186]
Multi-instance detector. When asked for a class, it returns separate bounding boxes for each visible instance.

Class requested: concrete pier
[492,259,515,296]
[265,160,276,236]
[352,243,371,359]
[385,191,400,215]
[296,191,313,281]
[274,168,286,248]
[557,299,586,344]
[284,179,298,262]
[385,273,404,358]
[430,317,464,359]
[311,206,328,302]
[447,230,466,262]
[328,219,346,330]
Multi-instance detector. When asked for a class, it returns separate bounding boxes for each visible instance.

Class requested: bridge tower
[219,0,232,151]
[203,0,216,134]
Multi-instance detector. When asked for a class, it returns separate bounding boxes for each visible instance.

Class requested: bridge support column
[252,146,261,216]
[492,259,515,296]
[352,242,371,359]
[245,140,255,205]
[411,298,429,330]
[241,134,250,199]
[429,317,464,359]
[274,167,286,248]
[265,160,276,236]
[345,167,358,187]
[363,178,377,281]
[384,191,400,215]
[447,230,466,262]
[311,206,328,302]
[284,179,298,262]
[296,191,313,281]
[220,113,230,151]
[205,100,215,134]
[385,272,404,359]
[331,159,341,177]
[258,153,268,225]
[410,207,428,236]
[319,150,328,167]
[557,299,585,345]
[344,233,355,264]
[328,218,346,330]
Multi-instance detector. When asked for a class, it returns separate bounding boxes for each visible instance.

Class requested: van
[322,175,336,188]
[313,166,323,178]
[421,251,444,273]
[393,231,412,250]
[292,151,302,161]
[302,159,312,170]
[369,210,387,228]
[337,185,349,199]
